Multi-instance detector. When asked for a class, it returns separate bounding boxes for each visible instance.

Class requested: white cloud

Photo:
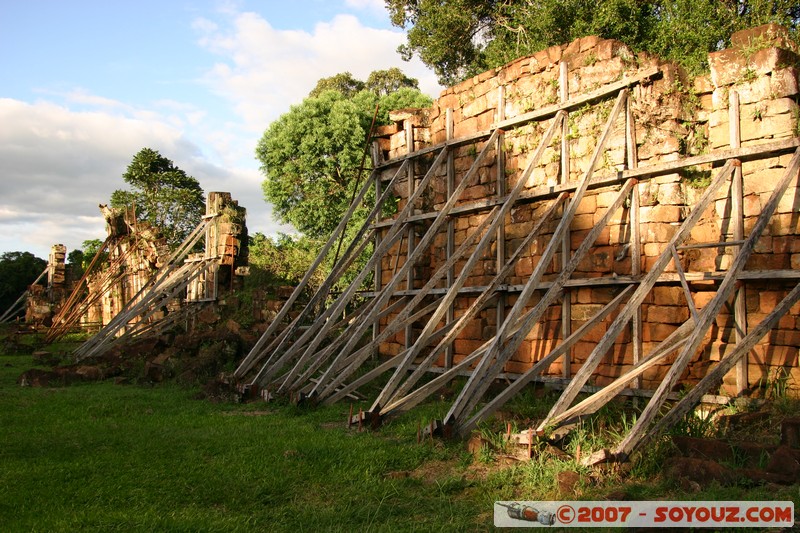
[0,97,289,258]
[194,9,441,135]
[0,5,441,259]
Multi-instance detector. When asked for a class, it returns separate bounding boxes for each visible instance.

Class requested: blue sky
[0,0,440,258]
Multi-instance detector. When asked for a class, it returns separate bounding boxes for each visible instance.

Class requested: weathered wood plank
[614,148,800,459]
[461,285,635,434]
[375,67,661,172]
[369,113,566,410]
[643,281,800,452]
[537,160,736,427]
[445,91,631,428]
[371,138,800,229]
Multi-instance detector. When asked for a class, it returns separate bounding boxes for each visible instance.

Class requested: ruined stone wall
[373,24,800,396]
[83,192,248,329]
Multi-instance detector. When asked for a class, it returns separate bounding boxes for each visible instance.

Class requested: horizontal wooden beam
[372,137,800,229]
[415,365,733,405]
[360,269,800,298]
[375,67,662,172]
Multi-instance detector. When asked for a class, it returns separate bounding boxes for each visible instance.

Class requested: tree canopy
[308,68,420,98]
[111,148,205,249]
[387,0,800,85]
[0,251,47,317]
[257,71,431,239]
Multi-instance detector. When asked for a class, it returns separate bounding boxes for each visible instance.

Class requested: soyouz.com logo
[494,501,794,528]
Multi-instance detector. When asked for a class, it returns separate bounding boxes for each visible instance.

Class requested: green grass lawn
[3,343,799,532]
[0,353,502,532]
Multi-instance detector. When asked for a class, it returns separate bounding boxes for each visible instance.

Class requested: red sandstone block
[651,286,685,306]
[606,343,635,366]
[647,305,691,325]
[512,341,532,363]
[572,341,597,361]
[575,195,597,215]
[642,323,678,343]
[766,329,800,349]
[454,339,486,355]
[642,364,668,382]
[579,323,608,343]
[544,361,563,377]
[746,253,791,270]
[503,361,530,375]
[770,67,799,99]
[751,344,799,367]
[572,213,595,231]
[515,256,534,277]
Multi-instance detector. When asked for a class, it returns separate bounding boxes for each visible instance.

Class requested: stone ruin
[233,23,800,460]
[372,23,800,397]
[35,192,248,348]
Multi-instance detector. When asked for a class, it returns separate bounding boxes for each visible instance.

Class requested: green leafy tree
[387,0,800,84]
[308,72,366,98]
[111,148,205,249]
[79,239,105,270]
[249,232,326,290]
[365,67,420,96]
[0,251,47,316]
[257,72,432,239]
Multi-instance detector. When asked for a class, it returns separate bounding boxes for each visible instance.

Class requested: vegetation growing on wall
[386,0,800,84]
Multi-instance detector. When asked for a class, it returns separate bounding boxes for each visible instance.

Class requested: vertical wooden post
[445,108,455,368]
[729,90,748,393]
[405,120,416,350]
[372,140,383,343]
[496,86,507,367]
[626,94,642,391]
[559,61,572,379]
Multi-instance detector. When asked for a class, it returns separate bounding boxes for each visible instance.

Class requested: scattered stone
[780,417,800,448]
[671,435,734,462]
[765,445,800,481]
[32,350,60,366]
[75,365,103,381]
[665,457,735,487]
[557,470,581,495]
[467,434,490,458]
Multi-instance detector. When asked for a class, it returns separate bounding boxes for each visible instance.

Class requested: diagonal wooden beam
[384,194,568,408]
[546,319,694,429]
[445,89,630,427]
[306,132,502,396]
[312,207,502,399]
[537,160,736,428]
[461,285,635,433]
[251,149,449,386]
[235,163,407,377]
[370,112,567,410]
[451,177,636,433]
[614,148,800,459]
[641,280,800,451]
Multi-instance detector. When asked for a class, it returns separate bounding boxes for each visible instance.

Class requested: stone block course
[374,24,799,396]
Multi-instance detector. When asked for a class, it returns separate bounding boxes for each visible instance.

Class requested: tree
[248,232,326,290]
[257,71,432,239]
[111,148,205,249]
[0,251,47,317]
[308,72,365,98]
[365,67,420,96]
[387,0,800,84]
[77,239,105,270]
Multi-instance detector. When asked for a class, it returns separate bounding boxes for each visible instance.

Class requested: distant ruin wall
[373,24,800,395]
